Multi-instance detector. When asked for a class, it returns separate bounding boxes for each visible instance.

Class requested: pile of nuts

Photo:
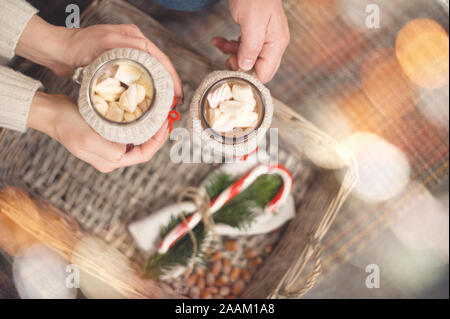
[205,81,260,133]
[168,230,281,299]
[91,62,153,123]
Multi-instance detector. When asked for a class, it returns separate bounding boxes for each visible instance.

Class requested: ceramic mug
[73,48,174,145]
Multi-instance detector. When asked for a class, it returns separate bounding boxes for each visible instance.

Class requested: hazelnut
[211,251,222,261]
[230,267,241,282]
[225,240,237,251]
[219,286,231,297]
[195,267,206,278]
[264,244,273,254]
[197,277,206,290]
[222,258,231,275]
[241,269,251,283]
[232,280,245,296]
[200,289,212,299]
[211,260,221,276]
[216,274,229,287]
[188,286,200,299]
[185,273,198,286]
[208,286,219,295]
[245,248,258,259]
[250,257,263,268]
[206,273,215,286]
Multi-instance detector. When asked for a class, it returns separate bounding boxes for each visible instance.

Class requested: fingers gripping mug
[73,48,174,145]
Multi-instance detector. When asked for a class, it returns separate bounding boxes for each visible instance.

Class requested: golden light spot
[396,18,449,89]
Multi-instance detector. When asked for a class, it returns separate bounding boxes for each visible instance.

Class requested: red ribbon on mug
[167,96,181,133]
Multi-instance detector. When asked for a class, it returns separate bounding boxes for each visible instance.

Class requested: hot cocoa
[90,60,154,123]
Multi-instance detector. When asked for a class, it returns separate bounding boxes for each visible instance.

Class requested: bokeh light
[396,18,449,89]
[301,94,354,143]
[417,85,450,131]
[71,236,133,299]
[13,244,76,299]
[337,87,380,133]
[348,231,448,297]
[341,132,411,202]
[388,182,449,261]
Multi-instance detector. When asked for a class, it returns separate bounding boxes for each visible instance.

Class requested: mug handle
[71,67,84,85]
[238,67,257,78]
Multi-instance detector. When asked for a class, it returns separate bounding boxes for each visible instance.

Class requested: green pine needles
[144,171,283,279]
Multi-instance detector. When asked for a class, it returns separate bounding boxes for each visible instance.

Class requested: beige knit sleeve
[0,66,43,132]
[0,0,39,60]
[0,1,43,133]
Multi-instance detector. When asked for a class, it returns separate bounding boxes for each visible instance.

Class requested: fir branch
[145,223,206,280]
[212,174,282,230]
[236,174,283,208]
[213,199,257,230]
[144,172,283,279]
[159,212,187,239]
[205,171,236,199]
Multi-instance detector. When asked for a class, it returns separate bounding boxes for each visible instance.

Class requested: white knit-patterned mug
[190,70,273,159]
[73,48,174,145]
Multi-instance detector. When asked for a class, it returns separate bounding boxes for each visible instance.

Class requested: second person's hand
[212,0,290,83]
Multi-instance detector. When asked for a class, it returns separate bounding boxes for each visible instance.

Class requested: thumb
[238,22,266,71]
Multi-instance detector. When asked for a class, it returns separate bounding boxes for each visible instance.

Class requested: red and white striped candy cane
[158,164,293,254]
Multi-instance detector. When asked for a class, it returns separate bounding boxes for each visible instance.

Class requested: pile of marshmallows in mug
[92,63,153,123]
[206,82,260,133]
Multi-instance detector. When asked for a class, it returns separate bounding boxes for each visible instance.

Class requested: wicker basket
[0,0,357,299]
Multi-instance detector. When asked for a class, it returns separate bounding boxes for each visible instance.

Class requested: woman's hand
[212,0,290,83]
[28,92,170,173]
[16,16,183,99]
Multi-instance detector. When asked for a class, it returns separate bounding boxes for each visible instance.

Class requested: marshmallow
[119,84,138,113]
[232,84,254,102]
[219,118,236,132]
[138,98,151,113]
[136,75,154,99]
[115,64,142,85]
[212,112,235,132]
[241,97,256,112]
[105,102,124,122]
[94,77,125,95]
[124,112,136,122]
[136,84,146,104]
[219,100,247,114]
[97,92,122,102]
[92,95,109,116]
[235,111,259,128]
[207,83,232,109]
[208,108,221,125]
[134,107,143,119]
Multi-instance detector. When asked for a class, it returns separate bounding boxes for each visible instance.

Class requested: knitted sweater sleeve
[0,0,43,132]
[0,66,43,132]
[0,0,39,60]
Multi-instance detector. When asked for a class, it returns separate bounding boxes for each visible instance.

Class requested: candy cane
[158,164,293,254]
